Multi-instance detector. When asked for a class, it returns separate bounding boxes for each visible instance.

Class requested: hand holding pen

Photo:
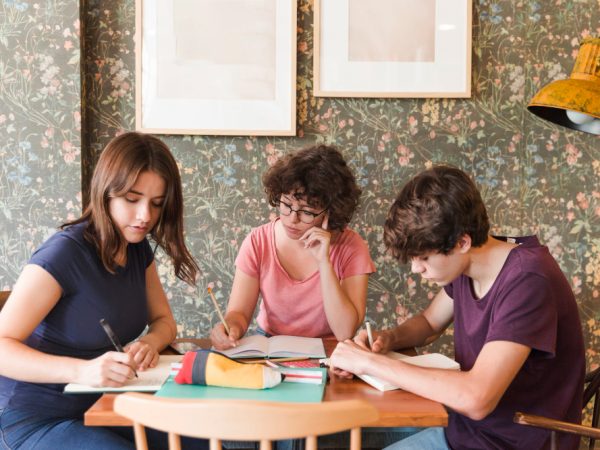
[99,318,138,378]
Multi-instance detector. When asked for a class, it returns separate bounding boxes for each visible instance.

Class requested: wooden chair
[0,291,10,310]
[114,393,379,450]
[514,367,600,450]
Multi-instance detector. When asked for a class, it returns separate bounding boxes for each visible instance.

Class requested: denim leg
[0,407,208,450]
[383,427,450,450]
[110,426,208,450]
[0,407,133,450]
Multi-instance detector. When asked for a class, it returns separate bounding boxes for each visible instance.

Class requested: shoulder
[242,221,275,246]
[502,236,562,281]
[238,221,275,257]
[30,223,95,263]
[333,228,370,251]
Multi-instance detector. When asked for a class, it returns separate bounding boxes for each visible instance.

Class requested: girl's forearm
[142,316,177,351]
[319,262,362,340]
[0,337,82,383]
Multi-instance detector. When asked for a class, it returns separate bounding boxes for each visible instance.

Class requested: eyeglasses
[277,200,327,224]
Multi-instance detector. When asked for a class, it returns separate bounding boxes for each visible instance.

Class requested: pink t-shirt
[235,219,375,337]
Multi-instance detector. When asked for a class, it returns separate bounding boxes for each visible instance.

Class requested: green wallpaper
[2,1,600,374]
[0,0,80,289]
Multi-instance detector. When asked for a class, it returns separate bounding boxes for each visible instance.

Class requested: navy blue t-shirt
[0,222,153,417]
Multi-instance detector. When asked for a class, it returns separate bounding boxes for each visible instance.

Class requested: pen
[366,322,374,349]
[99,318,138,378]
[207,287,231,335]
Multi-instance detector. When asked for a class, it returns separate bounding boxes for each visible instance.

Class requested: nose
[411,258,425,274]
[288,209,301,223]
[136,202,151,223]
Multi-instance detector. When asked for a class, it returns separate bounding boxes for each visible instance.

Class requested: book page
[358,352,460,391]
[268,335,326,358]
[220,334,269,358]
[64,355,182,393]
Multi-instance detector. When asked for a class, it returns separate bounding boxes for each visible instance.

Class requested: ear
[456,234,472,254]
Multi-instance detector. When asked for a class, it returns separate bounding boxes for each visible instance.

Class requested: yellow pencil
[207,287,230,335]
[243,357,310,365]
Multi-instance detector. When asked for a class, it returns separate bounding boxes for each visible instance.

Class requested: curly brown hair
[262,145,362,231]
[64,132,199,286]
[384,165,490,263]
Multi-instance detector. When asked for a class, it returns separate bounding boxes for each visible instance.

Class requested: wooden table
[84,338,447,428]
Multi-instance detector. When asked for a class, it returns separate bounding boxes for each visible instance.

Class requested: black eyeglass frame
[277,199,328,224]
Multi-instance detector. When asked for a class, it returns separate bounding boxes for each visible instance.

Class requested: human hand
[330,339,373,376]
[125,339,159,371]
[75,351,136,387]
[354,328,393,354]
[210,322,242,350]
[329,366,355,379]
[300,214,331,264]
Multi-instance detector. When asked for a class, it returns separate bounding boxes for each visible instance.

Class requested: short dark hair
[384,165,489,263]
[262,145,361,231]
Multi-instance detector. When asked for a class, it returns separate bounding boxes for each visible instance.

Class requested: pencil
[207,287,230,335]
[366,322,374,349]
[245,357,310,365]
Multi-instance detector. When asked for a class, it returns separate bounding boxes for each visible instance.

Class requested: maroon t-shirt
[444,236,585,450]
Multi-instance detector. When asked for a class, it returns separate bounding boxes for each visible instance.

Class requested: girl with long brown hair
[0,132,204,449]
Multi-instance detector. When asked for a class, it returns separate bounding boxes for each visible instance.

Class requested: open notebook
[64,355,182,393]
[220,335,326,359]
[359,352,460,391]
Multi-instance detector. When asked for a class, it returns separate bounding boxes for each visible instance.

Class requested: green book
[155,368,327,403]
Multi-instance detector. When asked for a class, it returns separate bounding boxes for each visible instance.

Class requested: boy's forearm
[389,314,439,350]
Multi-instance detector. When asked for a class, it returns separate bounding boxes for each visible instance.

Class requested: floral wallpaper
[2,0,600,406]
[0,0,81,289]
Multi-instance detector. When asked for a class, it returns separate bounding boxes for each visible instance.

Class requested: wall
[0,1,81,288]
[2,1,600,370]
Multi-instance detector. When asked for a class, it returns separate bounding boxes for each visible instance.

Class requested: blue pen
[99,318,138,378]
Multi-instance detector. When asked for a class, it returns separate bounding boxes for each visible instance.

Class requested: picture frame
[314,0,472,98]
[135,0,297,136]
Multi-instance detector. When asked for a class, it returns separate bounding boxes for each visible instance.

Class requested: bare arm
[319,266,368,340]
[210,268,259,350]
[332,338,530,420]
[301,216,368,340]
[355,289,454,353]
[125,261,177,370]
[0,265,135,387]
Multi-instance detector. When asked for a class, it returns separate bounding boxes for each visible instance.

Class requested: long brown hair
[64,132,199,285]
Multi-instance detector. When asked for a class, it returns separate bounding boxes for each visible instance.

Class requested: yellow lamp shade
[528,37,600,135]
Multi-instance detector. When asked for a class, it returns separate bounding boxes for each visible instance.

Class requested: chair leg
[259,440,272,450]
[305,436,317,450]
[551,431,558,450]
[209,438,222,450]
[168,432,181,450]
[133,423,149,450]
[349,427,361,450]
[590,394,600,450]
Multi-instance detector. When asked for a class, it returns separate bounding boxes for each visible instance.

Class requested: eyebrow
[128,189,166,199]
[281,195,316,210]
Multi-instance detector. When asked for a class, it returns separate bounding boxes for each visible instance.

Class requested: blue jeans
[383,427,449,450]
[0,407,208,450]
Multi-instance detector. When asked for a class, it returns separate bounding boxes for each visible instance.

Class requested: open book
[220,335,326,359]
[359,352,460,391]
[64,355,182,394]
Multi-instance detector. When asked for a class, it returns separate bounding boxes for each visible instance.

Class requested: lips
[284,225,302,235]
[130,225,148,234]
